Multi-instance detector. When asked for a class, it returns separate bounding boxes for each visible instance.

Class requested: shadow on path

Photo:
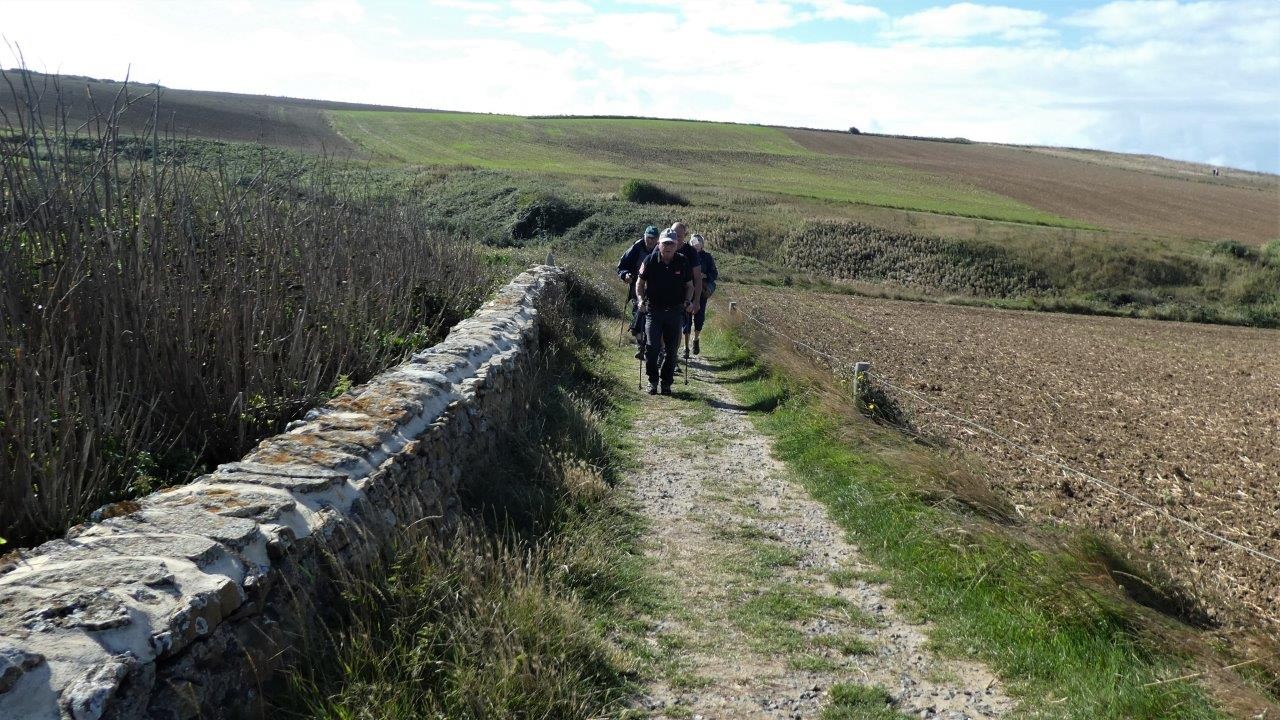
[688,357,769,386]
[705,396,781,414]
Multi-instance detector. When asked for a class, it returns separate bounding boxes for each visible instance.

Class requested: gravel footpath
[625,350,1017,719]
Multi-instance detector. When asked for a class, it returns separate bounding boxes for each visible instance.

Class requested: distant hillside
[784,129,1279,243]
[4,70,1276,243]
[2,69,430,154]
[331,111,1078,228]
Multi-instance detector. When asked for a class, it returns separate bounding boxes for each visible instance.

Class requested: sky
[4,0,1279,172]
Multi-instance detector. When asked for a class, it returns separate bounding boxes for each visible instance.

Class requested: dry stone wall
[0,265,568,720]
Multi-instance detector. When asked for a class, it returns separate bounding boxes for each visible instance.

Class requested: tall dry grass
[1,70,493,545]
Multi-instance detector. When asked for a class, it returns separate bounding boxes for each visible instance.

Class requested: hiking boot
[635,348,644,360]
[648,383,659,395]
[693,339,700,355]
[660,385,672,396]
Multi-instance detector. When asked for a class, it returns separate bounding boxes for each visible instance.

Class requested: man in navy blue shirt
[636,231,695,395]
[617,225,660,357]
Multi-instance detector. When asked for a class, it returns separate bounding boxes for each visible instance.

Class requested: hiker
[683,233,718,355]
[635,230,695,395]
[669,221,703,311]
[618,225,661,358]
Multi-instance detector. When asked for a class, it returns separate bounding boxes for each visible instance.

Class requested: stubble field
[724,282,1280,630]
[783,129,1279,244]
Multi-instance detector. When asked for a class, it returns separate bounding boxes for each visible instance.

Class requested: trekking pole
[684,338,690,386]
[618,298,630,347]
[683,313,692,384]
[638,331,648,392]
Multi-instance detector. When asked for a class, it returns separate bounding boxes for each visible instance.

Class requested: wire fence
[722,295,1280,570]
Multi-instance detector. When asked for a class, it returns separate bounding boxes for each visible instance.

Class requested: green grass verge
[702,323,1229,720]
[329,111,1077,227]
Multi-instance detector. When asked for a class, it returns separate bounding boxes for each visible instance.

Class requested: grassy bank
[273,275,665,718]
[701,319,1275,719]
[769,221,1280,328]
[330,111,1074,227]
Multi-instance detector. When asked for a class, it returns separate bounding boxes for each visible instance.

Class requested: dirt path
[625,349,1017,719]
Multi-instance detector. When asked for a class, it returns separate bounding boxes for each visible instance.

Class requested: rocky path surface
[625,349,1017,720]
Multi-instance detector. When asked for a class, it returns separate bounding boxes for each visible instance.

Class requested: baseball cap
[658,229,677,244]
[690,234,704,248]
[644,225,659,237]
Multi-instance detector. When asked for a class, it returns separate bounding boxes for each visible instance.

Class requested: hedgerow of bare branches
[0,69,493,544]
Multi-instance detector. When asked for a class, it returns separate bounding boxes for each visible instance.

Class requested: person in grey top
[683,233,718,356]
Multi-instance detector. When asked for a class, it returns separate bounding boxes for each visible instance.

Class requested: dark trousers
[681,296,709,334]
[629,301,645,343]
[645,309,683,386]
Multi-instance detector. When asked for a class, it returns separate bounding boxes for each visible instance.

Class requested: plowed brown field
[784,129,1280,244]
[725,282,1280,629]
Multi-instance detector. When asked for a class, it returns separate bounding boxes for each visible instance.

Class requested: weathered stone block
[0,645,44,694]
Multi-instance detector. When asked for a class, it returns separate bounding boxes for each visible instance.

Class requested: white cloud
[887,3,1052,43]
[509,0,593,15]
[2,0,1276,171]
[1067,0,1279,45]
[629,0,883,31]
[297,0,366,23]
[672,1,804,32]
[807,1,886,22]
[434,0,501,10]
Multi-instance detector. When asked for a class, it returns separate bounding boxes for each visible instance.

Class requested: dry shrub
[0,70,493,544]
[619,178,688,206]
[782,221,1051,297]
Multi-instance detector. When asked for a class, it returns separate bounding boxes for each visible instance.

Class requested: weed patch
[821,683,911,720]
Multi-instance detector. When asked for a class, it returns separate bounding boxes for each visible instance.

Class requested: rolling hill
[1,68,427,154]
[4,69,1275,244]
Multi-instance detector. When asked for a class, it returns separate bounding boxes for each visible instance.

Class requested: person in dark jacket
[685,234,718,355]
[617,225,660,357]
[636,231,695,395]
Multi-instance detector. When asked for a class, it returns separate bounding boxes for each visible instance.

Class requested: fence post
[853,361,871,397]
[729,301,738,316]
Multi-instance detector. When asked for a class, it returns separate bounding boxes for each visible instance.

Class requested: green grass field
[330,111,1080,226]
